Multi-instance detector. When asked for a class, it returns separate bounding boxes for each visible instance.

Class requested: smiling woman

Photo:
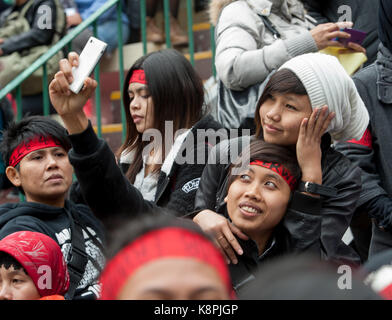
[215,139,324,293]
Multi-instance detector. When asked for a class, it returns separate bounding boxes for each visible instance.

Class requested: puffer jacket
[194,133,362,265]
[211,0,318,91]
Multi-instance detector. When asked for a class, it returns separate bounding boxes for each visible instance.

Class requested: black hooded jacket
[0,200,105,300]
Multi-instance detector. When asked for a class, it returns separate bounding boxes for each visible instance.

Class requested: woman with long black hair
[49,49,223,225]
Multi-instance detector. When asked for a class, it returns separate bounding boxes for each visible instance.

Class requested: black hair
[0,115,71,167]
[120,49,205,183]
[255,69,308,137]
[106,208,213,261]
[0,251,27,275]
[227,139,301,190]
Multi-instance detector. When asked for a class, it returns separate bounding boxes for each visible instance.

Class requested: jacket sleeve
[283,191,322,255]
[68,122,155,224]
[319,163,362,264]
[0,0,56,55]
[334,76,392,229]
[215,2,318,90]
[193,139,233,215]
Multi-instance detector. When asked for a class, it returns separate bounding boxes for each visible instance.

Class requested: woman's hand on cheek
[296,106,335,184]
[193,209,248,264]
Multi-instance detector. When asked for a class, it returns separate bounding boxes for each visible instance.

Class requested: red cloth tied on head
[250,160,297,191]
[0,231,70,297]
[9,135,62,167]
[129,69,147,85]
[99,227,233,300]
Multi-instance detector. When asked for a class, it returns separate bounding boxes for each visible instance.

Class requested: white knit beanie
[278,53,369,142]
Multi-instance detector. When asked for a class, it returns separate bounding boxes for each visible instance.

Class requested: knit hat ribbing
[279,53,369,142]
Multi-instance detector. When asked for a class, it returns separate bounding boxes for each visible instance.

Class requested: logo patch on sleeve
[182,178,201,193]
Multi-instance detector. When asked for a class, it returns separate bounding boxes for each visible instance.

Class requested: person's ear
[224,196,228,203]
[5,166,21,187]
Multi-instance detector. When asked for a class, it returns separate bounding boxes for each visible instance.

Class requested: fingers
[312,106,335,137]
[229,222,249,241]
[53,71,71,96]
[59,58,74,83]
[213,237,231,265]
[68,51,79,67]
[216,232,238,264]
[222,224,244,256]
[81,77,97,98]
[328,30,351,41]
[347,42,366,54]
[319,108,335,136]
[336,21,353,29]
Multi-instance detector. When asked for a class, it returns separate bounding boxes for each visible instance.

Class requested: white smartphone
[69,37,108,94]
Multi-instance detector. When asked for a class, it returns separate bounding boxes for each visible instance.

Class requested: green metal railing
[0,0,217,134]
[0,0,126,139]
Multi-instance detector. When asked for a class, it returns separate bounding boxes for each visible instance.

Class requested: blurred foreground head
[100,210,234,300]
[239,253,382,300]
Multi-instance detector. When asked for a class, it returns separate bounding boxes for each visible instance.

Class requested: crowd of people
[0,0,392,301]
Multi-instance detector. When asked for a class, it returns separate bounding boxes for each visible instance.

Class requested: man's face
[7,147,73,207]
[0,265,41,300]
[117,258,230,300]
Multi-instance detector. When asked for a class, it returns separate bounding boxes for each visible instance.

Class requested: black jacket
[227,192,322,293]
[69,115,224,224]
[335,47,392,230]
[0,200,106,300]
[0,0,58,55]
[302,0,380,67]
[194,134,362,266]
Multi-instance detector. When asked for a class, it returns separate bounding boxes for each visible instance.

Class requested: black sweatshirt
[0,200,105,300]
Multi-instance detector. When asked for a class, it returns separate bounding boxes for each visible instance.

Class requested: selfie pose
[49,49,223,225]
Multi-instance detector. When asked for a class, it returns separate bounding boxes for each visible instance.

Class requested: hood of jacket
[0,202,65,230]
[209,0,306,25]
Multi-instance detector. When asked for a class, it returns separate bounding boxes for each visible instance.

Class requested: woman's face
[259,92,312,146]
[128,82,155,134]
[225,165,291,238]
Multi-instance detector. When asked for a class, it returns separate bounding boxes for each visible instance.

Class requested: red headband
[99,227,233,300]
[129,69,147,85]
[250,160,297,191]
[9,135,62,167]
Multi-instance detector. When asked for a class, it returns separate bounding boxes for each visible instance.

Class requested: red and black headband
[129,69,147,85]
[249,160,297,191]
[99,227,234,300]
[9,135,63,167]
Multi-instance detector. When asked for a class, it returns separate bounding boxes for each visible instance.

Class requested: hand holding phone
[336,28,367,47]
[69,37,107,94]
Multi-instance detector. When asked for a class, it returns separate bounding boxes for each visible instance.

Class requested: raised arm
[49,53,155,223]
